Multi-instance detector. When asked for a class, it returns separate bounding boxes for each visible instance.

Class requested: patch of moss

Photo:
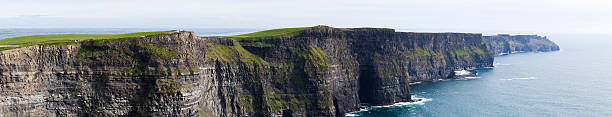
[405,48,444,59]
[255,42,273,47]
[481,38,487,45]
[206,40,269,65]
[471,46,487,55]
[154,78,184,94]
[342,59,356,65]
[137,44,178,58]
[191,67,201,73]
[228,27,310,38]
[454,50,468,56]
[297,46,329,67]
[129,66,147,75]
[373,60,392,64]
[265,93,311,112]
[450,46,489,57]
[76,40,109,61]
[507,40,519,46]
[241,95,254,109]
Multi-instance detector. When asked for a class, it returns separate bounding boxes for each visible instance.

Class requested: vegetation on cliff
[0,31,174,51]
[228,27,310,38]
[484,34,560,55]
[137,44,178,58]
[0,26,504,117]
[206,40,270,65]
[404,48,444,59]
[297,46,329,67]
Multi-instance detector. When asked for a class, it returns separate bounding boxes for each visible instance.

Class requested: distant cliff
[484,34,560,55]
[1,26,562,117]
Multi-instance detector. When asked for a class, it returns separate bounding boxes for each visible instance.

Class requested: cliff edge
[0,26,561,117]
[484,34,560,55]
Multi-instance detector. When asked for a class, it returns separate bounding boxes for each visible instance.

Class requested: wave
[493,62,511,67]
[409,81,422,85]
[345,113,359,117]
[502,77,537,81]
[497,52,508,56]
[434,78,449,82]
[464,77,481,79]
[345,96,432,116]
[454,70,471,76]
[372,97,432,108]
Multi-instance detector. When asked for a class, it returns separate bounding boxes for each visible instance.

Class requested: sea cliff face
[484,34,560,55]
[0,32,211,116]
[0,26,512,117]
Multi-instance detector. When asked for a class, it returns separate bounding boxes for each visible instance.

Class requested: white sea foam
[454,70,471,76]
[372,97,432,108]
[493,62,511,67]
[434,78,448,82]
[345,113,359,116]
[409,81,422,85]
[464,77,481,79]
[345,96,432,116]
[454,78,468,81]
[502,77,537,81]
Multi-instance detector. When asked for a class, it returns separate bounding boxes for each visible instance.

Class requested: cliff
[484,34,560,55]
[0,26,493,117]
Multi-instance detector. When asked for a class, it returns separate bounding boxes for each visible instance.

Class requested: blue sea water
[1,29,611,117]
[350,34,612,117]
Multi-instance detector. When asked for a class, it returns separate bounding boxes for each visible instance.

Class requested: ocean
[350,34,612,116]
[2,29,610,117]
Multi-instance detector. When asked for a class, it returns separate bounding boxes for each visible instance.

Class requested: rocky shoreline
[0,26,559,117]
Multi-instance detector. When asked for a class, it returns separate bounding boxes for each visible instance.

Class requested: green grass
[471,46,488,55]
[264,93,311,112]
[405,48,444,59]
[450,46,489,57]
[297,46,329,67]
[154,79,184,94]
[254,42,273,47]
[453,50,468,56]
[0,31,174,50]
[137,44,178,58]
[206,40,269,65]
[228,27,310,38]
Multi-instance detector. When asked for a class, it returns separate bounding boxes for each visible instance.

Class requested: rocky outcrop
[484,34,560,55]
[0,26,494,117]
[0,32,211,116]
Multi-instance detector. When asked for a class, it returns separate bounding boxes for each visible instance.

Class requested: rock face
[0,26,495,117]
[484,34,560,55]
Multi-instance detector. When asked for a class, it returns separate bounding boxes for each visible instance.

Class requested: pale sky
[1,0,611,34]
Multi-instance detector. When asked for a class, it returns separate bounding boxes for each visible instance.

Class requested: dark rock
[0,26,499,117]
[484,34,560,56]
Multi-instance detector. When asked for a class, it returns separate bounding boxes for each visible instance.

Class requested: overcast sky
[1,0,611,34]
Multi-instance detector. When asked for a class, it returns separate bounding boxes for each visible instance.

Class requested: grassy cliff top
[227,27,312,38]
[0,31,174,45]
[0,31,174,51]
[224,25,396,39]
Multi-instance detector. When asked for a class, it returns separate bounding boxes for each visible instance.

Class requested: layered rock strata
[0,26,506,117]
[484,34,560,55]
